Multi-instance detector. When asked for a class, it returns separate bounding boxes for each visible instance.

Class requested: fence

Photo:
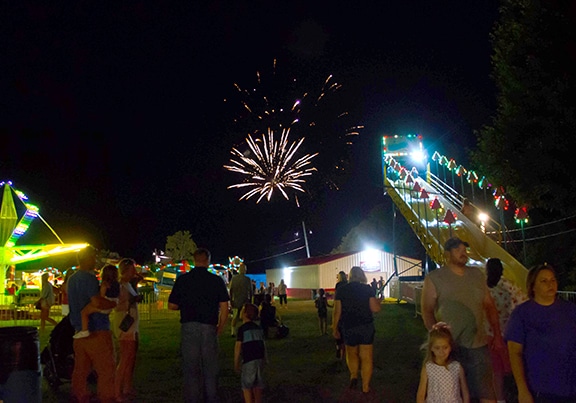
[557,291,576,304]
[138,289,179,321]
[398,280,423,317]
[0,290,179,328]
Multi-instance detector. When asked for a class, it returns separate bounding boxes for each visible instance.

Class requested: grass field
[39,300,518,402]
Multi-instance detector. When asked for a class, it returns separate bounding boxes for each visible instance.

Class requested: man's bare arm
[216,301,229,336]
[421,276,437,331]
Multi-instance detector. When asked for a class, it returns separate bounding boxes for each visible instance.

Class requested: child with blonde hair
[416,322,470,403]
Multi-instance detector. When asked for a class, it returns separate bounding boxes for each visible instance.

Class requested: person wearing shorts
[333,266,382,394]
[235,303,266,403]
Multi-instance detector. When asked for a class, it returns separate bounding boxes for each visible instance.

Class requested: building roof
[293,252,359,266]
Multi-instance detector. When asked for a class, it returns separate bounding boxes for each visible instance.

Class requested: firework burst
[224,128,318,203]
[225,59,363,202]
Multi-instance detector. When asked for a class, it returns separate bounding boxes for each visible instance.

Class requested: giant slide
[383,159,528,291]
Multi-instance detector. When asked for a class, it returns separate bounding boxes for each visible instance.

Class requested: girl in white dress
[416,322,470,403]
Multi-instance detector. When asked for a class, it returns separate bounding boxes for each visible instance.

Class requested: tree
[472,0,576,213]
[331,203,422,259]
[165,231,197,262]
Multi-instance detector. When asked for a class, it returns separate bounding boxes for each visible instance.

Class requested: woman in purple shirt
[505,264,576,402]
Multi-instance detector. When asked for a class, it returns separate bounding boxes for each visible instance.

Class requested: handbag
[34,298,42,310]
[119,312,135,332]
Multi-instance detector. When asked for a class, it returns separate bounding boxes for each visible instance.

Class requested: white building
[266,249,422,299]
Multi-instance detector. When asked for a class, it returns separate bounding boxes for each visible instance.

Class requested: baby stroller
[40,315,75,390]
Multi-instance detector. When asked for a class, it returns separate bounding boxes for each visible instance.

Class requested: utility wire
[506,214,576,233]
[247,245,306,263]
[506,227,576,243]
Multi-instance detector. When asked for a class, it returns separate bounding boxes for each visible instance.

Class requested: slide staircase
[383,159,528,291]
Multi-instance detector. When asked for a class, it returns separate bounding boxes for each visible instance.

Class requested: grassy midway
[39,300,517,402]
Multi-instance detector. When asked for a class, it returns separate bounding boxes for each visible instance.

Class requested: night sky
[2,2,499,271]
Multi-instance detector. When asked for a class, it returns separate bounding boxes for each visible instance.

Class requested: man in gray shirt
[229,262,252,336]
[421,237,503,403]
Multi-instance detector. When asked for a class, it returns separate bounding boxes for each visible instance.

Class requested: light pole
[430,198,442,241]
[467,171,478,202]
[432,151,441,176]
[456,165,467,195]
[413,181,422,221]
[447,159,457,189]
[494,188,508,251]
[439,155,449,182]
[301,221,311,258]
[515,207,529,264]
[444,209,456,238]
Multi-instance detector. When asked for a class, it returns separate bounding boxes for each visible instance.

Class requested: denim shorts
[241,359,265,390]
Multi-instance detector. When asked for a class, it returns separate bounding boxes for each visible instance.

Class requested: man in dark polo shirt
[168,248,230,403]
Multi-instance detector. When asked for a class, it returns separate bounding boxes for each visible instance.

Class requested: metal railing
[0,303,57,327]
[0,290,179,328]
[138,290,179,321]
[557,291,576,304]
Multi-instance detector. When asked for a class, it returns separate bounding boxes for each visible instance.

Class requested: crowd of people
[46,236,576,402]
[420,237,576,403]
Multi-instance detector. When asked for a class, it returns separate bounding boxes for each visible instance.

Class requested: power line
[247,245,306,264]
[506,227,576,243]
[506,214,576,234]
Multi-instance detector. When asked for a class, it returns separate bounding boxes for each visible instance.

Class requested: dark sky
[1,1,499,271]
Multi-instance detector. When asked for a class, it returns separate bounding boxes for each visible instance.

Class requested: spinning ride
[0,181,88,293]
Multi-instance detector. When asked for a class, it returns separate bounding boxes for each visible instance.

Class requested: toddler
[314,288,332,335]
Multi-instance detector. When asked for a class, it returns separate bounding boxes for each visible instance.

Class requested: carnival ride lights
[478,212,490,233]
[6,203,39,248]
[382,134,426,166]
[150,255,245,279]
[410,149,426,164]
[383,145,529,288]
[0,181,88,288]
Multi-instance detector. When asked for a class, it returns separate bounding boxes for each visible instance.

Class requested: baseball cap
[444,237,469,252]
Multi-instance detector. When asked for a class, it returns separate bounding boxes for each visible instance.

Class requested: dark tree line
[472,0,576,280]
[472,0,576,213]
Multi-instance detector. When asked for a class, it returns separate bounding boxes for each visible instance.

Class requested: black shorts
[342,323,375,346]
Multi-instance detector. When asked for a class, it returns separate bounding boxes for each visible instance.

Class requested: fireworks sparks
[224,128,318,203]
[225,59,363,202]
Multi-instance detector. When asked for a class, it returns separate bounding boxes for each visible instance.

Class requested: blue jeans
[181,322,219,403]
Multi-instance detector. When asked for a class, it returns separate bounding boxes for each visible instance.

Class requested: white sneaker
[73,330,90,339]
